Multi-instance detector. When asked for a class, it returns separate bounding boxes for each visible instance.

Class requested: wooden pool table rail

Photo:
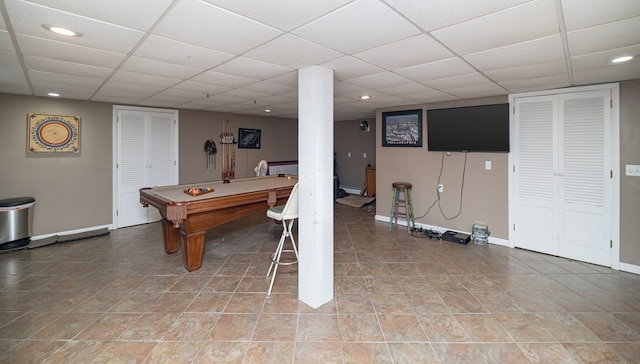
[140,180,294,271]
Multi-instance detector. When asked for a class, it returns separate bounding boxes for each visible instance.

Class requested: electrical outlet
[438,184,444,193]
[626,164,640,176]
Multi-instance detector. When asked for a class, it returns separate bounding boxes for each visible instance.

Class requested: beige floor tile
[338,314,385,342]
[245,341,295,364]
[342,342,392,363]
[378,314,427,342]
[1,204,638,363]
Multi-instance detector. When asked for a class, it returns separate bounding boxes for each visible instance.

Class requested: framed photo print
[382,109,423,147]
[238,128,261,149]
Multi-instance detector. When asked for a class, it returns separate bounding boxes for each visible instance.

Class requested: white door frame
[508,83,620,270]
[112,105,179,229]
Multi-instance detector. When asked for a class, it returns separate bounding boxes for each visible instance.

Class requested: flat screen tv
[426,103,509,152]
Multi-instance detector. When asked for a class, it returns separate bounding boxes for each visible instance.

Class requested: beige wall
[178,109,298,184]
[1,80,638,267]
[334,118,376,190]
[619,80,640,266]
[0,93,298,237]
[376,95,510,239]
[0,94,114,236]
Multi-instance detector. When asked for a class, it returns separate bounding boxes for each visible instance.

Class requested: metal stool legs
[266,218,298,296]
[388,182,415,232]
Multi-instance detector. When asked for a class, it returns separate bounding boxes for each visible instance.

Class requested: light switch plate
[485,161,492,170]
[626,164,640,176]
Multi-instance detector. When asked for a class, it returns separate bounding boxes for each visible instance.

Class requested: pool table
[140,175,297,271]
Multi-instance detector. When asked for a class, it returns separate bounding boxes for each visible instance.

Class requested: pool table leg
[180,231,205,272]
[161,219,180,254]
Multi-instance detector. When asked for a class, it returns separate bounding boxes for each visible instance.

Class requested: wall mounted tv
[426,103,510,152]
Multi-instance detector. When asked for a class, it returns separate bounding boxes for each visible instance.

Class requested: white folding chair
[266,182,299,296]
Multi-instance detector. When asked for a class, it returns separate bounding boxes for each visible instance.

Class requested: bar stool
[389,182,415,232]
[266,182,299,296]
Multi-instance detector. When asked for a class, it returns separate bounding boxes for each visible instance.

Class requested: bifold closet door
[512,90,612,266]
[116,108,178,228]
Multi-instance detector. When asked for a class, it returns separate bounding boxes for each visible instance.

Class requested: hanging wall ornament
[204,139,217,169]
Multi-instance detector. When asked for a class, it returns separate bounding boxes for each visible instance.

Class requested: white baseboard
[32,224,113,242]
[375,215,508,247]
[619,262,640,275]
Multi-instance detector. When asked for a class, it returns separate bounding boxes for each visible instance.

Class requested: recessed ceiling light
[608,55,634,64]
[359,95,371,100]
[42,24,82,37]
[264,109,271,113]
[47,92,60,97]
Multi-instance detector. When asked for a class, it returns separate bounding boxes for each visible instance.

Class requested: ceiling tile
[24,0,175,30]
[0,0,638,120]
[242,81,296,95]
[0,30,13,52]
[28,69,103,88]
[219,88,270,100]
[294,0,420,54]
[395,58,476,82]
[172,80,233,96]
[190,70,257,89]
[203,0,352,31]
[24,55,112,79]
[91,89,149,104]
[354,34,454,70]
[140,89,204,108]
[133,35,235,70]
[244,34,343,69]
[431,0,559,55]
[264,71,298,88]
[5,0,145,53]
[344,71,411,89]
[213,57,293,80]
[257,91,298,106]
[572,61,640,85]
[153,0,282,54]
[571,44,640,71]
[441,82,506,99]
[109,70,179,89]
[384,0,531,31]
[497,73,571,91]
[567,16,640,56]
[424,73,494,90]
[0,66,29,93]
[376,81,437,97]
[561,0,640,31]
[16,34,125,68]
[0,50,19,67]
[484,60,568,81]
[322,56,385,81]
[464,35,565,71]
[121,56,201,80]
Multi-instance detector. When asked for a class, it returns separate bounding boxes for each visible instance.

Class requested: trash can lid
[0,197,35,207]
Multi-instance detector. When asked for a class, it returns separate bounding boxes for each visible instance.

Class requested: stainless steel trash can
[0,197,35,250]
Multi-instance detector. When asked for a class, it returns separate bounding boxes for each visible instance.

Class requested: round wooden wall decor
[27,113,80,153]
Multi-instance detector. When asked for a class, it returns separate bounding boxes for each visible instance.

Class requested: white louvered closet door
[512,90,612,266]
[115,108,178,228]
[513,95,558,256]
[558,90,611,266]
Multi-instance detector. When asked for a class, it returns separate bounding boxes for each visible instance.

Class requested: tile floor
[1,204,639,363]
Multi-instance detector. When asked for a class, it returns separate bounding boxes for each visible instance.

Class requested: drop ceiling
[0,0,638,121]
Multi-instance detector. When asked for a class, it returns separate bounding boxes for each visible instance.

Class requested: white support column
[297,65,334,308]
